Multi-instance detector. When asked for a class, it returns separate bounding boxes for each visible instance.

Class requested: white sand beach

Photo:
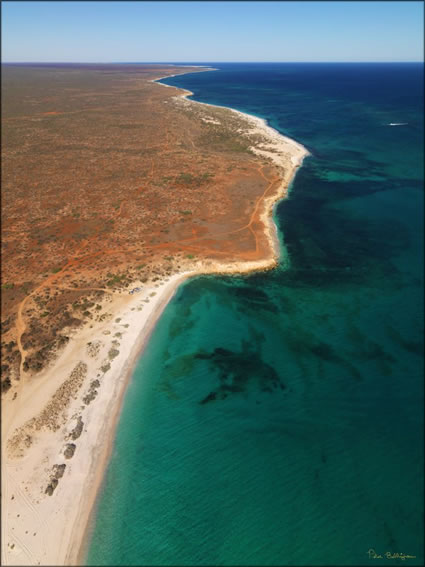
[1,271,194,565]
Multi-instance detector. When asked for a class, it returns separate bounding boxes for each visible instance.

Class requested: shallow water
[87,63,424,565]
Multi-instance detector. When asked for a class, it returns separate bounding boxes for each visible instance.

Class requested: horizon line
[2,60,423,65]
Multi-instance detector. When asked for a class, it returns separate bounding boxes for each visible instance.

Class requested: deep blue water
[87,63,424,565]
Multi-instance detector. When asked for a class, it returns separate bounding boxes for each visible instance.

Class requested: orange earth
[1,63,289,394]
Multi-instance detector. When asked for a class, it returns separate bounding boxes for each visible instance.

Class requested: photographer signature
[367,549,416,561]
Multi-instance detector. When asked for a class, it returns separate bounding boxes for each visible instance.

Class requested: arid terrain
[2,63,287,394]
[1,64,308,565]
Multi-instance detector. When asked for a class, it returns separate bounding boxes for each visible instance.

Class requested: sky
[2,1,424,63]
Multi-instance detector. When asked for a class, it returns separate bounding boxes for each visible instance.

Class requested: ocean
[86,63,424,565]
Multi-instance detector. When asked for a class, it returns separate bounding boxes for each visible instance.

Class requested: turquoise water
[87,64,424,565]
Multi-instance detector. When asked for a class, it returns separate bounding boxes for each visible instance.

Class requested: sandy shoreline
[72,271,194,566]
[2,271,194,566]
[1,67,309,566]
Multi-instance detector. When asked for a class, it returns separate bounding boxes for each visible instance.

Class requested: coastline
[1,66,308,566]
[72,271,194,566]
[153,70,309,269]
[2,271,194,566]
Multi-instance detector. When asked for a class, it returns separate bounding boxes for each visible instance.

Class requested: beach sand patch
[7,362,88,458]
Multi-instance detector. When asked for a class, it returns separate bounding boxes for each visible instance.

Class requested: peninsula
[1,63,308,565]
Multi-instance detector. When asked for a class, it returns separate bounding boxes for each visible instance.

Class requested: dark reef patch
[196,347,285,404]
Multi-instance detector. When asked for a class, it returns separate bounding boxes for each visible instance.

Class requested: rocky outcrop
[45,478,58,496]
[64,443,76,459]
[68,416,84,440]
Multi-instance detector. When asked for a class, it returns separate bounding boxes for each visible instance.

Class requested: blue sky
[2,1,423,63]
